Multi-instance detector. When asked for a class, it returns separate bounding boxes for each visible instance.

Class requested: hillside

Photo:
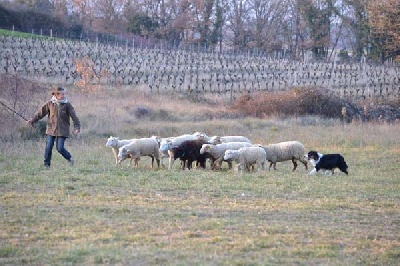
[1,34,399,102]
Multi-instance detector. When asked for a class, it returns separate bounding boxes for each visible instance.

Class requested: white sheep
[118,138,160,168]
[209,135,251,145]
[151,135,172,168]
[257,141,308,171]
[200,142,252,170]
[159,134,199,169]
[224,147,266,173]
[105,136,139,167]
[192,132,211,142]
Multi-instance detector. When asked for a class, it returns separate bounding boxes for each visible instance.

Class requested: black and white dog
[305,150,348,175]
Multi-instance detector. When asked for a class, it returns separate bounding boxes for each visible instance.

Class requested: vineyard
[1,35,400,100]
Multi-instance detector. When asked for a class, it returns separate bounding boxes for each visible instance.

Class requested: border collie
[305,150,348,175]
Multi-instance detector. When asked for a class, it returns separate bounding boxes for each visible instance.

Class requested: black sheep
[172,140,208,170]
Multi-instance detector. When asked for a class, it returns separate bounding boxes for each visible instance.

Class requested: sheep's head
[200,144,213,154]
[118,147,129,161]
[151,135,162,146]
[160,139,172,152]
[209,136,222,144]
[224,150,239,161]
[106,136,119,147]
[193,132,209,141]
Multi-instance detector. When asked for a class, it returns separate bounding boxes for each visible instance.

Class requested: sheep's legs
[128,157,140,168]
[256,162,263,171]
[148,155,155,168]
[300,159,308,170]
[292,158,308,171]
[214,159,223,170]
[113,149,120,166]
[292,160,298,171]
[168,151,175,170]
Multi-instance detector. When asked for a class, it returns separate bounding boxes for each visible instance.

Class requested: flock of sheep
[106,132,308,173]
[1,35,399,100]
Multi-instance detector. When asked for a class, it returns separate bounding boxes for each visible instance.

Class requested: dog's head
[304,150,321,167]
[306,150,320,161]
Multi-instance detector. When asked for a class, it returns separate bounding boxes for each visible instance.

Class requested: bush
[231,87,361,121]
[133,106,152,119]
[18,120,46,140]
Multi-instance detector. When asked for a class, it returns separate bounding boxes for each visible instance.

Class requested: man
[28,87,80,169]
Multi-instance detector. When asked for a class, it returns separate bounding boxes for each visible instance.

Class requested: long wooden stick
[0,100,36,128]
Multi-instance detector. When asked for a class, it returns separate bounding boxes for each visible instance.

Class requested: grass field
[0,90,399,265]
[0,28,52,39]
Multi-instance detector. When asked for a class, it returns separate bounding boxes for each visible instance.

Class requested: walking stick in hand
[0,100,36,128]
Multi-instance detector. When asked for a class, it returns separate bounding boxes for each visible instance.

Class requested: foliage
[338,49,350,62]
[330,0,370,61]
[0,2,83,38]
[17,120,46,139]
[209,0,224,46]
[231,87,360,121]
[74,57,106,92]
[298,0,331,60]
[367,0,400,62]
[0,4,21,29]
[127,13,159,37]
[1,1,400,62]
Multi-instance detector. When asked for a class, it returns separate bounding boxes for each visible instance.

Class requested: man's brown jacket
[31,101,80,137]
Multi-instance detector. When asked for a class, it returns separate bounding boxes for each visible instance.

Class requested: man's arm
[28,102,50,125]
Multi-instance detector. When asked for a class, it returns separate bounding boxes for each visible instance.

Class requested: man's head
[52,87,66,100]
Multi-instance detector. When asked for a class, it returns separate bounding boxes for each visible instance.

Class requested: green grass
[1,117,399,265]
[0,28,54,39]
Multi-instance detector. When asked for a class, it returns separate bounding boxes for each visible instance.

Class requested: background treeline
[0,0,399,63]
[0,3,82,37]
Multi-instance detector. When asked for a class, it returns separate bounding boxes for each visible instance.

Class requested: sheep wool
[200,142,253,170]
[159,134,199,169]
[106,136,138,166]
[224,146,266,173]
[209,136,251,145]
[118,138,160,168]
[259,141,308,171]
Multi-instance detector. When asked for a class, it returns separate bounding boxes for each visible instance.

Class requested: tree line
[0,0,399,62]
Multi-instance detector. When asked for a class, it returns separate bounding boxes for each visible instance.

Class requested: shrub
[133,106,152,119]
[231,87,361,121]
[18,120,46,140]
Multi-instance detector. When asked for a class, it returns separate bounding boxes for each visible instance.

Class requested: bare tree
[71,0,95,28]
[92,0,125,34]
[248,0,285,53]
[225,0,251,49]
[49,0,69,24]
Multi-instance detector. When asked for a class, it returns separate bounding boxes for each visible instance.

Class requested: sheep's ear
[208,145,213,149]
